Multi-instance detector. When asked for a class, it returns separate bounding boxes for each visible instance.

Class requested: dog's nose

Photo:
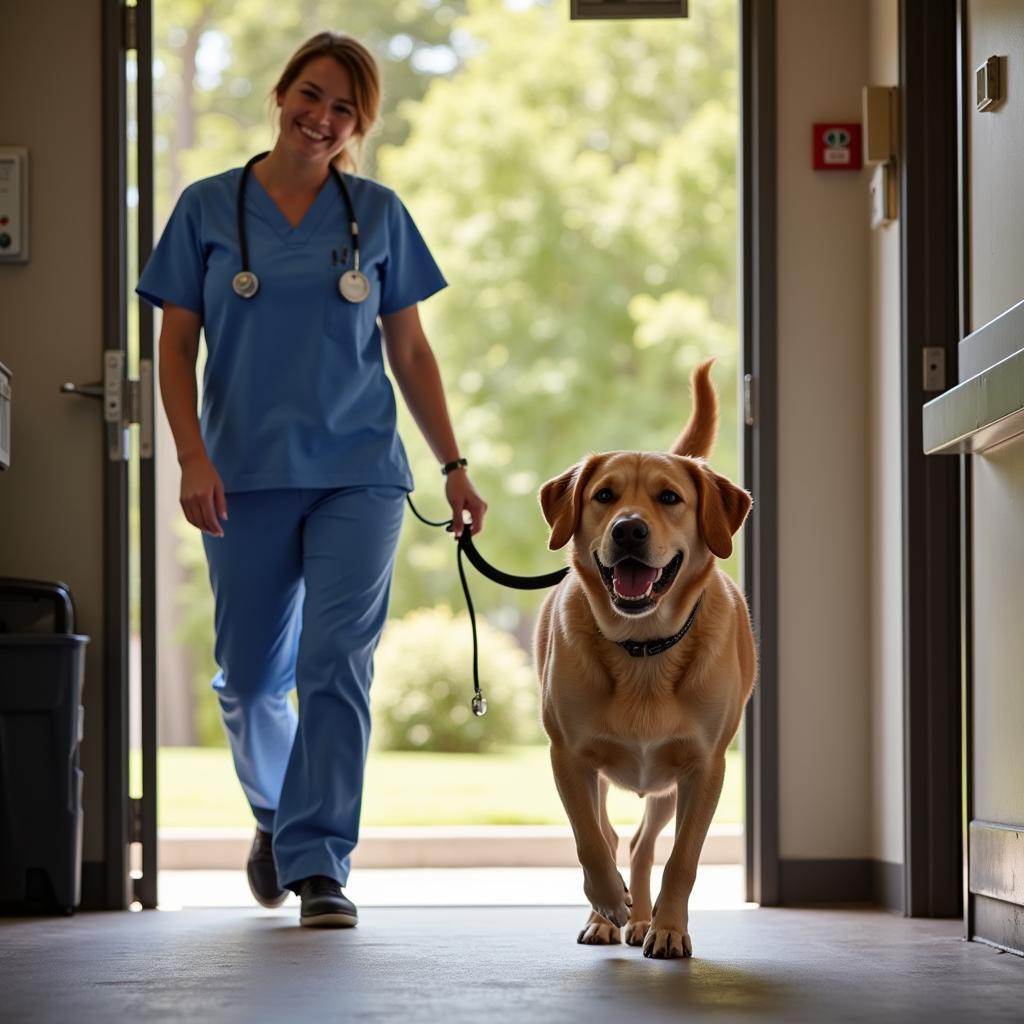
[611,516,649,547]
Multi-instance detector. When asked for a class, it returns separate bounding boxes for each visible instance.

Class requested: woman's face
[276,55,360,167]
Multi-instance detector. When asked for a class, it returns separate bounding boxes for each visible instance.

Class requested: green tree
[154,0,740,738]
[380,0,739,619]
[153,0,470,211]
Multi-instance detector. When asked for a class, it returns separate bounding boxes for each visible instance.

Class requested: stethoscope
[231,151,370,303]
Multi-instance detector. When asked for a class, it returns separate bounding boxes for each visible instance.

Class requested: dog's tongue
[613,560,659,599]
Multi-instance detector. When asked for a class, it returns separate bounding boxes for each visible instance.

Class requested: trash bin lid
[0,634,89,646]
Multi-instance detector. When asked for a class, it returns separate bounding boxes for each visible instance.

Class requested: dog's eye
[659,490,682,505]
[593,488,614,503]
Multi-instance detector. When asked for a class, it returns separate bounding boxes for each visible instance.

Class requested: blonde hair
[271,32,381,174]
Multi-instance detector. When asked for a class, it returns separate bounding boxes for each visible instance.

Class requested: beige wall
[0,0,107,860]
[776,0,872,860]
[866,0,904,867]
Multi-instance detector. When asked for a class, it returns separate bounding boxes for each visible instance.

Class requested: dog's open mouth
[595,552,684,614]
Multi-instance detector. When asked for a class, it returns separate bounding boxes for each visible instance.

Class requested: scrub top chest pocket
[324,248,382,340]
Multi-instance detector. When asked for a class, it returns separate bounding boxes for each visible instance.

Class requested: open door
[60,0,157,909]
[923,0,1024,954]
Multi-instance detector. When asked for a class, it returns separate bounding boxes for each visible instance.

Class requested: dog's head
[538,360,751,626]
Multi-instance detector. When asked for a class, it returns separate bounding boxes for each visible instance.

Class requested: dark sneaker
[296,875,359,928]
[246,827,287,909]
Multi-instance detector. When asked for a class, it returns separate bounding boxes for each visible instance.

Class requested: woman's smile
[296,121,331,143]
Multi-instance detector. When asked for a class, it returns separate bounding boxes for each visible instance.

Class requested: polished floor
[2,869,1022,1023]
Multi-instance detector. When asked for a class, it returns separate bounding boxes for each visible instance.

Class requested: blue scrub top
[136,167,447,493]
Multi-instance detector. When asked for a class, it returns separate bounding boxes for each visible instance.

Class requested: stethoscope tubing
[234,151,366,301]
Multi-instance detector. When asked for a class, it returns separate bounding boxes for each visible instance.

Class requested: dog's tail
[670,357,718,460]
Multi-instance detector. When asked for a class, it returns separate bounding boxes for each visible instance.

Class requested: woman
[138,32,486,927]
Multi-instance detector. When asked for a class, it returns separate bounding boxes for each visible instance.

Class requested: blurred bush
[371,605,542,753]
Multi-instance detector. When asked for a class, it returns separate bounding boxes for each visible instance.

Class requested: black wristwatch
[441,457,468,476]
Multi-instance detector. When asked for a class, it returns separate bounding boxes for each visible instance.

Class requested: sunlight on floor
[157,864,751,911]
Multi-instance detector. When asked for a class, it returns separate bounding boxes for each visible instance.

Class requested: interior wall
[775,0,871,861]
[0,0,107,861]
[866,0,904,874]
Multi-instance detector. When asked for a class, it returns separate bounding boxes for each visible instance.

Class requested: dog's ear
[693,463,752,559]
[539,455,601,551]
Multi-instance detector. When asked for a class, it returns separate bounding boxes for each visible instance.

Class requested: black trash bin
[0,579,89,915]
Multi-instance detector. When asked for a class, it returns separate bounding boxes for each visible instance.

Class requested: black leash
[405,495,569,716]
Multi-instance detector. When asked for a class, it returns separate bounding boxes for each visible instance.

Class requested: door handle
[59,381,104,399]
[58,352,152,461]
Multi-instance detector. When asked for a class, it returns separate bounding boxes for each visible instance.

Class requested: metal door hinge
[129,797,144,844]
[743,373,756,426]
[105,352,154,461]
[128,360,154,458]
[123,5,138,53]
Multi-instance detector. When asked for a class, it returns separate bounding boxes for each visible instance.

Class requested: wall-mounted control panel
[0,148,29,264]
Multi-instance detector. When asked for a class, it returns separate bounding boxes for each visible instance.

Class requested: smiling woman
[138,29,487,927]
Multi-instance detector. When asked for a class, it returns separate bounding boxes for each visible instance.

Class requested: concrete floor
[2,872,1022,1023]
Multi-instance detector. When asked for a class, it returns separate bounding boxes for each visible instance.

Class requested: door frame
[741,0,780,908]
[85,0,157,912]
[899,0,963,919]
[955,0,973,941]
[742,0,965,913]
[85,0,132,913]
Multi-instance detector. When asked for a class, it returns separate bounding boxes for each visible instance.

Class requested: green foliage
[377,0,740,618]
[172,520,227,746]
[370,605,542,753]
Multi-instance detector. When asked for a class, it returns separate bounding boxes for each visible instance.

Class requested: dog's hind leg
[578,776,623,945]
[623,791,676,946]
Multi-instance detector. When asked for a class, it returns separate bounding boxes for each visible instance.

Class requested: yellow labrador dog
[534,359,755,959]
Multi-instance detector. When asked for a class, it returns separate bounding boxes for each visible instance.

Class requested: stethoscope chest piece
[235,153,369,305]
[232,270,260,299]
[339,269,370,304]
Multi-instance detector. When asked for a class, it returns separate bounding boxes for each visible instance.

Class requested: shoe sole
[247,871,289,910]
[299,912,358,928]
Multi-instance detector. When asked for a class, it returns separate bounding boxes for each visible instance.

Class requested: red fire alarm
[812,123,862,171]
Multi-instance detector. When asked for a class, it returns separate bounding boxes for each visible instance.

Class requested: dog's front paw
[577,911,621,945]
[623,919,650,946]
[583,870,632,928]
[642,924,693,959]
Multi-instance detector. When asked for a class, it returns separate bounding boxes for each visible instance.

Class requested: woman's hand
[445,471,487,537]
[179,453,229,537]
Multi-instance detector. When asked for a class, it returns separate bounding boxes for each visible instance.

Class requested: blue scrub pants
[202,486,406,890]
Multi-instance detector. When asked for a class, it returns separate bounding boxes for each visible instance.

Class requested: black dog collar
[616,593,704,658]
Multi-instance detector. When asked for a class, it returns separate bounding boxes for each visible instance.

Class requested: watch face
[339,270,370,303]
[232,271,259,298]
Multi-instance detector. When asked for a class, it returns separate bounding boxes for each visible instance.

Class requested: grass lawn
[138,745,743,829]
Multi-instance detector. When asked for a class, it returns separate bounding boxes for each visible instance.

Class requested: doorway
[130,0,746,909]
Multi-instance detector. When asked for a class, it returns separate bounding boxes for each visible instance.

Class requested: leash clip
[471,692,487,717]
